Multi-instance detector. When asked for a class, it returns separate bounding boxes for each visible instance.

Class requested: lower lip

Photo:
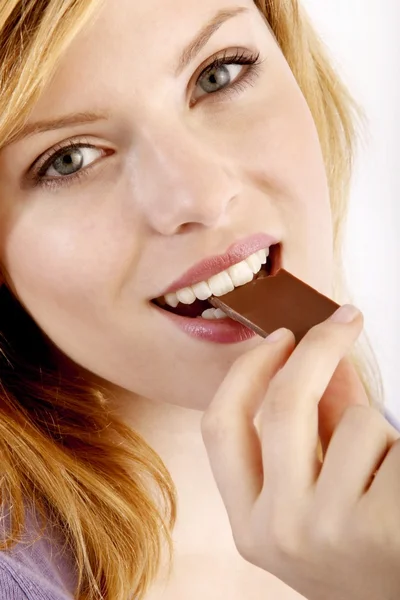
[153,305,256,344]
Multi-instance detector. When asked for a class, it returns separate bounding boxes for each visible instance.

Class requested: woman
[0,0,398,599]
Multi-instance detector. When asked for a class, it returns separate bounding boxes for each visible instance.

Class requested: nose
[133,120,240,235]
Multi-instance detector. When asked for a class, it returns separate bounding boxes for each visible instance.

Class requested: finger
[318,357,369,456]
[201,329,295,532]
[315,405,399,512]
[259,305,364,502]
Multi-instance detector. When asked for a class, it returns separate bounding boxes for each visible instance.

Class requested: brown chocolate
[210,269,339,344]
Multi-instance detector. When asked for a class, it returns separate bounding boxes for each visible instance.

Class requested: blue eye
[194,48,263,101]
[42,145,102,178]
[30,141,108,191]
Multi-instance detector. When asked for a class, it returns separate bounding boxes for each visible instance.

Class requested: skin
[2,0,397,598]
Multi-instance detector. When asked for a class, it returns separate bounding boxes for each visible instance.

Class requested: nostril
[175,222,203,235]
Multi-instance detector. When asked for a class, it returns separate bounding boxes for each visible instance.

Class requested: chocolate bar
[209,270,400,434]
[209,268,340,344]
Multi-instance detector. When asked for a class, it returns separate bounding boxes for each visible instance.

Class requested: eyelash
[31,48,263,192]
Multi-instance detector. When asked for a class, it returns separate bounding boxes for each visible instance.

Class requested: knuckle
[307,512,342,550]
[267,512,302,559]
[342,404,381,429]
[233,519,268,565]
[200,410,226,444]
[306,323,329,343]
[306,316,351,347]
[235,533,257,564]
[305,318,340,347]
[265,375,294,415]
[238,507,310,570]
[265,374,315,421]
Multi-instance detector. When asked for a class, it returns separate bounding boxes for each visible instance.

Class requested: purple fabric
[0,552,73,599]
[0,505,77,599]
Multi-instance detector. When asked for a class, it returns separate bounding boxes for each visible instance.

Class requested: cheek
[2,210,130,324]
[234,89,329,206]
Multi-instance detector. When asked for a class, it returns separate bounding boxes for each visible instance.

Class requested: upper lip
[159,232,279,296]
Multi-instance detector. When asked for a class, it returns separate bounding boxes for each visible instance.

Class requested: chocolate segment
[209,269,339,344]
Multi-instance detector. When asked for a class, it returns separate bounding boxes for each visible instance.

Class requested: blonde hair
[0,1,384,599]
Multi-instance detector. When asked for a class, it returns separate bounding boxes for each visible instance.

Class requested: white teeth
[201,307,228,320]
[192,281,212,301]
[162,247,270,307]
[228,260,254,287]
[165,292,179,308]
[207,271,235,297]
[176,287,196,305]
[201,308,216,320]
[246,253,262,274]
[257,248,268,264]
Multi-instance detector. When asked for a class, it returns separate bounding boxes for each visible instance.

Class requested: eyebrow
[9,111,110,145]
[175,6,249,76]
[10,7,248,145]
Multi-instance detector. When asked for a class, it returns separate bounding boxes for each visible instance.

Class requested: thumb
[318,357,369,456]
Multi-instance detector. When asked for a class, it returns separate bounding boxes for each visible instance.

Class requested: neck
[111,389,238,557]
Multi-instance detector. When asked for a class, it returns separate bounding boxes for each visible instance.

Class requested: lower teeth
[201,308,228,320]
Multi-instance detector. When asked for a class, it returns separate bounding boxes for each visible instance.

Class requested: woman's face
[0,0,333,410]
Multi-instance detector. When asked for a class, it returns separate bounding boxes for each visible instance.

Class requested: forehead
[27,0,260,121]
[85,0,257,47]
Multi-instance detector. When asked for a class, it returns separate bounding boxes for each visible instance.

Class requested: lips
[159,232,279,297]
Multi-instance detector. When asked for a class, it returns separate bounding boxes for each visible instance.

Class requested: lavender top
[0,552,73,599]
[0,505,77,599]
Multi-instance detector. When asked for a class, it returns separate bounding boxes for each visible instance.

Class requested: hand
[201,306,400,600]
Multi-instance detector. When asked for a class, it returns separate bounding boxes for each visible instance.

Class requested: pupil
[54,149,83,175]
[201,65,230,93]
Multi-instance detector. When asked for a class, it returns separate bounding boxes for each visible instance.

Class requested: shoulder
[0,551,73,599]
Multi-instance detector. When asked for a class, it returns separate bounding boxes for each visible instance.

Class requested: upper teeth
[164,248,269,307]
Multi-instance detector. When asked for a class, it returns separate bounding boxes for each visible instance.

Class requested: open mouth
[152,243,281,319]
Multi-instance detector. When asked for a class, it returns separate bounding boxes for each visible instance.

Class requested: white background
[302,0,400,417]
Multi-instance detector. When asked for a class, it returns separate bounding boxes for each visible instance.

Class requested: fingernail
[329,304,360,323]
[265,328,289,343]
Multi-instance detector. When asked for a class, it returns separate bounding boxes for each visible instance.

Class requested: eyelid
[23,139,111,192]
[30,136,93,174]
[190,47,258,86]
